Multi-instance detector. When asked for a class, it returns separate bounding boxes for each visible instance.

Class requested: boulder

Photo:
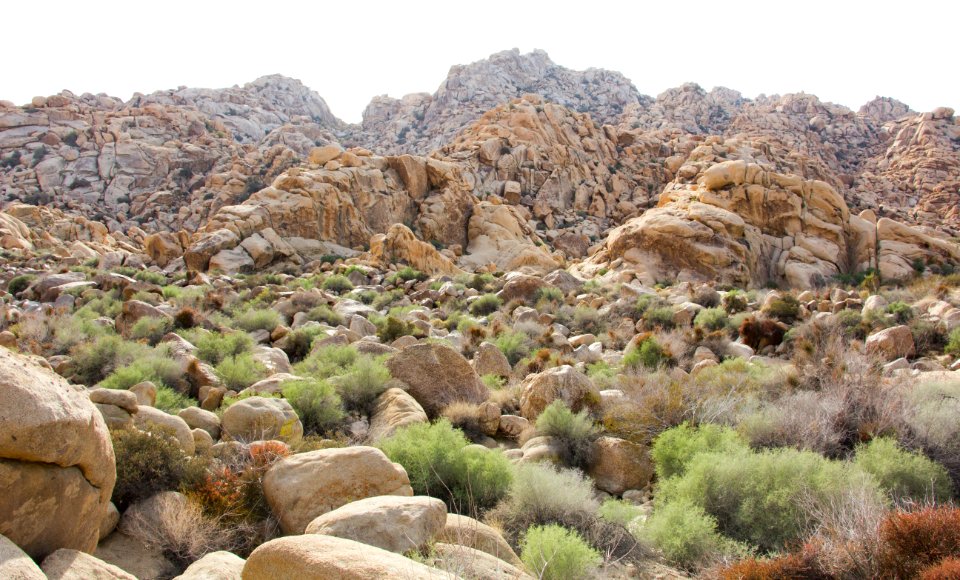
[587,436,654,495]
[134,406,196,455]
[431,543,533,580]
[473,342,512,378]
[220,396,303,444]
[518,365,599,420]
[262,446,413,534]
[386,343,489,416]
[436,514,522,567]
[94,532,175,580]
[41,549,136,580]
[0,534,45,580]
[866,325,916,360]
[177,407,221,440]
[173,551,244,580]
[367,387,428,443]
[242,535,453,579]
[0,348,115,559]
[304,495,446,553]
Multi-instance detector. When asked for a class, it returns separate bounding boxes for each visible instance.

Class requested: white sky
[1,0,956,123]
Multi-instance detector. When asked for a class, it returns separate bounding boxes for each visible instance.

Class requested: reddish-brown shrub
[173,307,201,329]
[920,558,960,580]
[878,506,960,578]
[716,544,826,580]
[738,316,787,352]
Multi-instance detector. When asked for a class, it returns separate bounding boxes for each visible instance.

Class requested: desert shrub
[441,402,482,440]
[100,354,182,391]
[491,463,598,532]
[535,286,565,305]
[376,315,419,343]
[232,308,281,333]
[854,437,954,503]
[280,378,344,435]
[886,301,914,324]
[658,447,884,552]
[181,330,253,365]
[321,274,353,294]
[130,316,174,345]
[878,506,960,579]
[389,266,426,284]
[911,318,947,355]
[644,306,676,330]
[694,307,729,331]
[279,325,325,363]
[379,420,513,514]
[494,330,530,366]
[904,381,960,491]
[722,290,748,314]
[7,274,35,295]
[215,353,267,391]
[134,270,167,285]
[651,423,749,480]
[294,344,357,379]
[469,293,502,316]
[715,548,825,580]
[535,400,599,469]
[572,306,604,335]
[51,313,111,354]
[71,334,149,385]
[764,294,801,323]
[638,501,741,570]
[480,373,506,390]
[945,328,960,356]
[304,304,343,326]
[623,336,667,370]
[121,491,241,570]
[332,355,391,413]
[921,558,960,579]
[111,429,205,510]
[597,499,645,527]
[173,307,201,330]
[585,361,618,391]
[155,386,196,413]
[520,524,601,580]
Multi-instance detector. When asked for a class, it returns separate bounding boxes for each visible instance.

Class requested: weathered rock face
[0,534,45,580]
[866,325,916,361]
[173,550,245,580]
[386,343,490,416]
[349,48,643,156]
[262,446,413,534]
[0,348,115,559]
[578,156,959,288]
[430,543,533,580]
[304,495,447,553]
[41,548,136,580]
[369,223,462,276]
[367,387,429,443]
[587,436,654,495]
[242,535,453,580]
[436,514,522,567]
[220,396,303,445]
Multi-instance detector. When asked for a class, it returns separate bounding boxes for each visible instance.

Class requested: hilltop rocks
[369,223,462,276]
[262,446,413,534]
[0,348,115,559]
[461,202,559,274]
[386,343,489,416]
[242,535,453,580]
[304,495,446,553]
[519,365,600,420]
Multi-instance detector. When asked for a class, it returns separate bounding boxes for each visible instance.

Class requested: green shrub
[854,437,953,503]
[280,326,325,363]
[51,314,111,354]
[376,315,419,343]
[572,307,603,335]
[764,295,801,323]
[134,270,167,285]
[294,344,357,380]
[644,306,676,329]
[886,301,914,324]
[634,294,656,316]
[305,304,343,326]
[481,373,506,390]
[722,291,748,314]
[946,328,960,356]
[321,275,354,294]
[520,524,601,580]
[910,318,947,355]
[154,386,196,413]
[535,400,599,469]
[535,286,565,305]
[379,420,513,514]
[111,428,204,510]
[333,355,391,413]
[71,335,149,385]
[281,378,344,435]
[623,336,667,370]
[215,353,267,391]
[657,447,883,552]
[494,330,530,366]
[232,309,282,333]
[597,499,644,527]
[637,501,736,570]
[469,293,502,316]
[694,307,729,331]
[180,330,253,365]
[389,266,426,284]
[651,423,749,480]
[7,274,35,295]
[130,316,174,345]
[100,354,182,392]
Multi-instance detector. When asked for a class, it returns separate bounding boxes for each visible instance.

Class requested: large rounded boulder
[304,495,446,553]
[262,446,413,534]
[518,365,600,420]
[0,348,115,559]
[386,343,489,416]
[221,396,303,444]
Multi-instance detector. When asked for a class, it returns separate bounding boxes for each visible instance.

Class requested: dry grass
[441,401,483,440]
